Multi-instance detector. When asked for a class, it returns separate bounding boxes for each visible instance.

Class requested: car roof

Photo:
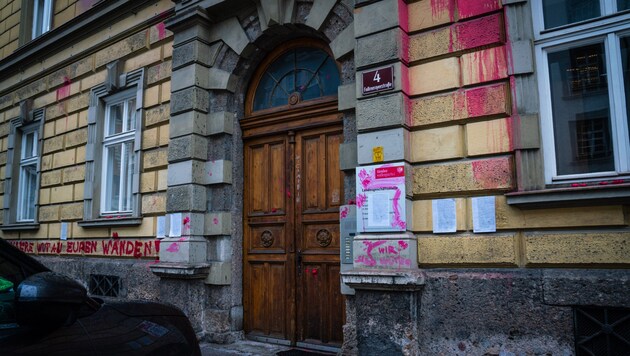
[0,238,50,277]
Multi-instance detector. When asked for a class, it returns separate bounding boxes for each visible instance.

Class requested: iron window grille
[574,306,630,356]
[89,274,121,298]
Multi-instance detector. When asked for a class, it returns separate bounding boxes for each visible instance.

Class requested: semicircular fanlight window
[253,47,340,111]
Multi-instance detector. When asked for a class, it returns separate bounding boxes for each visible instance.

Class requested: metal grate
[89,274,121,297]
[574,306,630,356]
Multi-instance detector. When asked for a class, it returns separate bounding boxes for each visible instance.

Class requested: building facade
[0,0,629,354]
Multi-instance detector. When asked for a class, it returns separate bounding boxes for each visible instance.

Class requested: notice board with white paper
[356,163,406,232]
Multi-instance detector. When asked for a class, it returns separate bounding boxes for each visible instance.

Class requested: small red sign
[375,166,405,179]
[362,66,394,95]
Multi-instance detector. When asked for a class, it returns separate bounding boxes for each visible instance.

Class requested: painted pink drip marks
[340,207,349,219]
[455,14,502,52]
[166,243,180,253]
[354,240,387,267]
[213,217,219,225]
[467,46,508,84]
[56,77,71,101]
[156,22,166,40]
[391,188,406,230]
[430,0,454,22]
[356,193,367,208]
[471,158,512,189]
[457,0,501,19]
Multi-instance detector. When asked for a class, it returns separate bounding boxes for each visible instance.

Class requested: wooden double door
[243,124,345,349]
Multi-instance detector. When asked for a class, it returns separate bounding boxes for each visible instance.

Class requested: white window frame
[80,67,144,226]
[100,91,137,216]
[31,0,53,39]
[534,0,630,183]
[17,129,38,222]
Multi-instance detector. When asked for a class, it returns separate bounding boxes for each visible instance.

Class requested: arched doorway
[241,39,345,351]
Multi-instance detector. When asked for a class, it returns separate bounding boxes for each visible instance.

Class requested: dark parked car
[0,238,201,355]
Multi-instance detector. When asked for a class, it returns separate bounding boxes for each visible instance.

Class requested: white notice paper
[432,199,456,233]
[60,222,68,241]
[367,191,391,227]
[157,216,166,238]
[472,196,496,233]
[169,213,182,237]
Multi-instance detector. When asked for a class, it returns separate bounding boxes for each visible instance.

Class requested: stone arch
[161,0,357,344]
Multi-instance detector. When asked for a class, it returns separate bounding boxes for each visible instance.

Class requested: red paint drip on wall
[56,77,71,101]
[156,22,166,40]
[457,0,502,19]
[430,0,454,22]
[455,14,502,52]
[471,158,512,189]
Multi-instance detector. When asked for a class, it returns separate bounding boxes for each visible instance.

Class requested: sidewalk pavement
[200,340,291,356]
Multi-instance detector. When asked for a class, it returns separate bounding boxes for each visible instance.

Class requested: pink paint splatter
[455,14,503,52]
[354,240,388,267]
[56,77,71,101]
[430,0,455,22]
[166,243,179,253]
[356,193,367,208]
[391,188,406,230]
[286,188,291,198]
[213,217,219,225]
[471,157,513,189]
[457,0,502,19]
[398,240,409,250]
[156,22,166,40]
[340,207,349,219]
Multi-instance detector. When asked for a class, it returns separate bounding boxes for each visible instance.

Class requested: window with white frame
[31,0,53,39]
[17,129,38,222]
[2,108,43,230]
[101,94,137,216]
[534,0,630,183]
[80,66,143,226]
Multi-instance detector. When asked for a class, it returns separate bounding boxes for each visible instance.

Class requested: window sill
[0,223,40,232]
[506,183,630,209]
[78,217,142,228]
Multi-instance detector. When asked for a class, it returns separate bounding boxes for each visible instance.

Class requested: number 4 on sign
[373,71,380,83]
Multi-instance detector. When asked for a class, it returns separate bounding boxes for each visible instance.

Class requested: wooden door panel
[300,262,344,344]
[301,221,340,253]
[246,262,288,338]
[248,223,287,253]
[247,139,287,215]
[245,125,343,347]
[326,133,343,209]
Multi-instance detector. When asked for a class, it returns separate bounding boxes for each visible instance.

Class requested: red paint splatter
[183,217,190,225]
[112,232,119,239]
[166,243,179,253]
[465,46,508,85]
[599,181,609,185]
[454,14,503,52]
[213,217,219,225]
[340,207,349,219]
[271,208,277,213]
[356,194,367,208]
[56,77,71,101]
[286,188,291,198]
[471,157,513,189]
[156,22,166,40]
[612,180,624,184]
[430,0,455,22]
[347,199,355,205]
[208,171,213,176]
[457,0,502,19]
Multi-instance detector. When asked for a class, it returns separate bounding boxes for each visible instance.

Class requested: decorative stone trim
[506,184,630,208]
[149,262,210,279]
[341,269,425,291]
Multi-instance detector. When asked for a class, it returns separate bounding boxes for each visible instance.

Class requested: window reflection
[548,42,614,175]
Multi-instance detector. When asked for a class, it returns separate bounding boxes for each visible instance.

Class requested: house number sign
[362,66,394,95]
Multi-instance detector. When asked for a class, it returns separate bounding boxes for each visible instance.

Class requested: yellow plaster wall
[406,0,630,268]
[0,0,174,260]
